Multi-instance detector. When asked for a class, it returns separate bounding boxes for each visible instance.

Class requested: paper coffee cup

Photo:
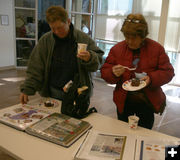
[128,115,139,129]
[78,43,87,54]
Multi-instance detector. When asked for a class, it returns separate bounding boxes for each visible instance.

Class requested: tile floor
[0,69,180,159]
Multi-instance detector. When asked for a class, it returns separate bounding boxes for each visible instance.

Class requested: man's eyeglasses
[124,18,141,24]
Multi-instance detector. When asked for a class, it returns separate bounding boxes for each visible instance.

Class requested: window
[70,0,94,36]
[67,0,179,85]
[96,0,133,42]
[38,0,65,39]
[164,0,180,52]
[164,0,180,85]
[15,0,36,67]
[96,39,116,59]
[133,0,162,41]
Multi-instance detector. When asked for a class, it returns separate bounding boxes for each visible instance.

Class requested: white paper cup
[128,115,139,129]
[78,43,87,54]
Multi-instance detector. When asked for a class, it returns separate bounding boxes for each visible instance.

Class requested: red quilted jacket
[101,38,174,114]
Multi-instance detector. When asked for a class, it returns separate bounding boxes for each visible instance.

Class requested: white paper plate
[122,79,146,91]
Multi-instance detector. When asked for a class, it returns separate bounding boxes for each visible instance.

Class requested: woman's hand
[20,93,29,104]
[141,75,151,86]
[112,65,125,77]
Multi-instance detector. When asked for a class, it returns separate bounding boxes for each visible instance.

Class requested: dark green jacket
[20,28,104,97]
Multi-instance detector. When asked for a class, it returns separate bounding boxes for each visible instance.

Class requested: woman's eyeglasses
[124,19,141,24]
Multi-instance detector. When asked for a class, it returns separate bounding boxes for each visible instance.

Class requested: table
[0,99,180,160]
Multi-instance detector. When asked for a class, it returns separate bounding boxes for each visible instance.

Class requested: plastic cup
[135,72,147,79]
[77,43,87,54]
[128,115,139,129]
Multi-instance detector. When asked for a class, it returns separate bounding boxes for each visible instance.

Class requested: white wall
[0,0,15,68]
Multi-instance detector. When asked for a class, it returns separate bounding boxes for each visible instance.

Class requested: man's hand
[77,51,91,62]
[141,75,151,86]
[20,93,29,104]
[112,65,125,77]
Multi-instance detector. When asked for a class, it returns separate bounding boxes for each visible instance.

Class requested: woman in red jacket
[101,14,174,129]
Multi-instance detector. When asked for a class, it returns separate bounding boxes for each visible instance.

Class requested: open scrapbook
[0,104,50,131]
[0,104,92,147]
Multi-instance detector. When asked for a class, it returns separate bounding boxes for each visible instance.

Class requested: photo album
[25,112,92,147]
[0,104,92,147]
[0,104,51,131]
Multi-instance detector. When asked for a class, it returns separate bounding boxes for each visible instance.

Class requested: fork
[121,65,136,71]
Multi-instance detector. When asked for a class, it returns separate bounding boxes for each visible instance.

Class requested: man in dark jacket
[20,6,104,104]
